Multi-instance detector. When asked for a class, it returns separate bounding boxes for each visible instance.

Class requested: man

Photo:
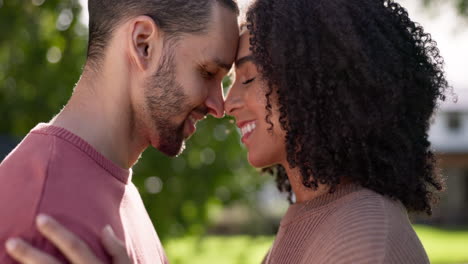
[0,0,239,263]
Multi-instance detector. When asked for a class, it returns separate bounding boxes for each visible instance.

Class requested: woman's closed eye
[242,77,256,85]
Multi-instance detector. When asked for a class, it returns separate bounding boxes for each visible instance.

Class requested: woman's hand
[5,214,132,264]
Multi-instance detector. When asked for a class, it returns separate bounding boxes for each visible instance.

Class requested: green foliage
[133,116,266,240]
[0,0,266,241]
[423,0,468,16]
[0,0,87,135]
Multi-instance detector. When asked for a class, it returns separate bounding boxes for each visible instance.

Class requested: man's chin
[183,132,195,141]
[157,140,186,157]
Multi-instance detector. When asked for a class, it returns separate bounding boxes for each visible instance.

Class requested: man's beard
[144,50,189,157]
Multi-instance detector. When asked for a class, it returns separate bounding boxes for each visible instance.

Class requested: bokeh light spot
[213,124,228,141]
[200,148,216,165]
[46,47,62,63]
[32,0,45,6]
[144,176,163,194]
[56,9,74,31]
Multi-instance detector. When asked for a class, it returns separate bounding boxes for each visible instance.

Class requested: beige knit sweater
[262,184,429,264]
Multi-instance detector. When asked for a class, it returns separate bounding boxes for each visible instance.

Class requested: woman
[6,0,448,263]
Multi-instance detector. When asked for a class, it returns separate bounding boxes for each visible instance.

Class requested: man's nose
[205,85,225,118]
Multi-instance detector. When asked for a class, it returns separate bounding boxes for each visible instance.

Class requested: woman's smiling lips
[237,120,257,144]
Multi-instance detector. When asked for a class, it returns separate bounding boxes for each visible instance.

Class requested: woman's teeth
[241,122,256,137]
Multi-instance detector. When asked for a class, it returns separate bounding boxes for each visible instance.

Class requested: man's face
[139,4,239,157]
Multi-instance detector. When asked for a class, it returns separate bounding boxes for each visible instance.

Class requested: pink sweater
[0,124,168,264]
[263,184,429,264]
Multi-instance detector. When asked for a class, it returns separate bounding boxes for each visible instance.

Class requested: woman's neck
[283,164,352,203]
[282,165,329,203]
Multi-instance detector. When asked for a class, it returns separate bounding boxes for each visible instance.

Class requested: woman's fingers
[35,214,103,264]
[5,238,62,264]
[101,225,132,264]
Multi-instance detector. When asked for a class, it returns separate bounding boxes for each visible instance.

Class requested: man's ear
[129,16,161,71]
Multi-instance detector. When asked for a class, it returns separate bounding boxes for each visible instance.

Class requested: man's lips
[188,113,205,125]
[184,113,206,137]
[188,115,197,125]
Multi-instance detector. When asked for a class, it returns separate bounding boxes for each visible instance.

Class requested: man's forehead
[192,42,234,70]
[188,27,238,70]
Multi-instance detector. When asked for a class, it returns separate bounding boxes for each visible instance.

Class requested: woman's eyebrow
[235,55,255,68]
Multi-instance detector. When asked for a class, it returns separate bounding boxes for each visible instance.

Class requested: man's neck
[50,74,148,169]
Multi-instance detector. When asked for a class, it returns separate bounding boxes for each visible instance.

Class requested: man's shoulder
[0,131,57,205]
[0,129,113,228]
[0,131,56,197]
[0,132,57,233]
[0,131,56,173]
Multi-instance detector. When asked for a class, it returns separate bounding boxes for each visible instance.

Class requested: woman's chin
[247,152,276,169]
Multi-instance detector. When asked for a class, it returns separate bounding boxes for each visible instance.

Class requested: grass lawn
[414,225,468,264]
[165,225,468,264]
[166,235,272,264]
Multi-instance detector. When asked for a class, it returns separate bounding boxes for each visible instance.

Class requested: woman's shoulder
[327,187,391,233]
[287,185,399,229]
[299,188,428,263]
[329,187,408,232]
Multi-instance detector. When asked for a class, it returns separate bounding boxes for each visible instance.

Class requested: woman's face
[225,31,286,168]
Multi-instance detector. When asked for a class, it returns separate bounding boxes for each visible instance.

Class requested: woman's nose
[224,83,243,116]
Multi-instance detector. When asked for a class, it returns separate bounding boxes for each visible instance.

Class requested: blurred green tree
[424,0,468,16]
[0,0,86,135]
[0,0,266,241]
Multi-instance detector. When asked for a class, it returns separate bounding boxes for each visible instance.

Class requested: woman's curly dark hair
[246,0,449,215]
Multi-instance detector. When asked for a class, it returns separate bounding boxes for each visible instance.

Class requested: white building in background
[430,90,468,152]
[428,89,468,225]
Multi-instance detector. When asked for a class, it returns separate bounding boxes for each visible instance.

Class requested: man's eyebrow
[235,55,254,68]
[214,57,232,71]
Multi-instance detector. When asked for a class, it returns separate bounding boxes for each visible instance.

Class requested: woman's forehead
[236,31,251,61]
